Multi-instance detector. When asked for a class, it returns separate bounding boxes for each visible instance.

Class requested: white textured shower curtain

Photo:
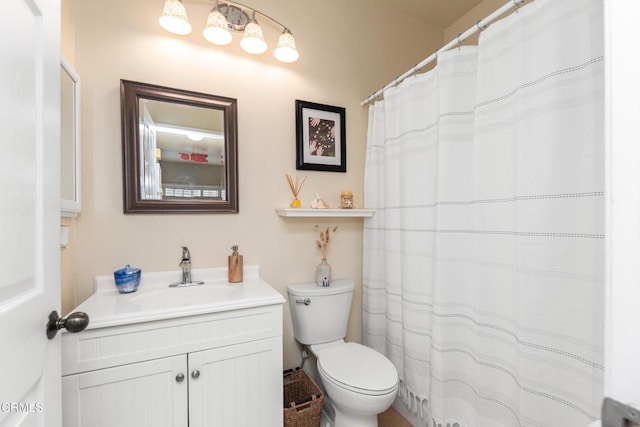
[362,0,604,426]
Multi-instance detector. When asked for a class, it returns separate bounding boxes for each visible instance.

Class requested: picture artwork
[308,117,336,158]
[296,100,346,172]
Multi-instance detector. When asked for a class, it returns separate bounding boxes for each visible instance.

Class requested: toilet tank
[287,280,354,345]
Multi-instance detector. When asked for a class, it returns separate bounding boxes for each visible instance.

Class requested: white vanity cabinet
[61,266,284,427]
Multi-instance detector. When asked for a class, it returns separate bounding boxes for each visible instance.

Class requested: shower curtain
[362,0,604,426]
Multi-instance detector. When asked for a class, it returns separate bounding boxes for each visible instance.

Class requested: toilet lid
[318,343,398,395]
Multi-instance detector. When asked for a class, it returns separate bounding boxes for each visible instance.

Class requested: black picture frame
[295,100,346,172]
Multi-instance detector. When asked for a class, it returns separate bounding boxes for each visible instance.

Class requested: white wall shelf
[275,208,375,218]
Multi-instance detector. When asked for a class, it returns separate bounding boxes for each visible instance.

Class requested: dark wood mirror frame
[120,80,238,214]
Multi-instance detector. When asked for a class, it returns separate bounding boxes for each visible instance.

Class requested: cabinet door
[62,355,188,427]
[188,337,283,427]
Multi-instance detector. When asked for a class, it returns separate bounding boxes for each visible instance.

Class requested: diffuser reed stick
[285,173,307,207]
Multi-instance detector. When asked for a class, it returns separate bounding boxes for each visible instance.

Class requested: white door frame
[604,0,640,408]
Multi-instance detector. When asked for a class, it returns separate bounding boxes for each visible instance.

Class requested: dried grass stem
[315,225,338,259]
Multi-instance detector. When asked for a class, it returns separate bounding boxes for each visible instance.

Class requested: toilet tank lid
[287,279,354,297]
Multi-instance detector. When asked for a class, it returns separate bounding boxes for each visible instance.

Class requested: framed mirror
[61,59,81,217]
[120,80,238,213]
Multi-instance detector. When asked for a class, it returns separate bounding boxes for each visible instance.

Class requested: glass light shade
[159,0,192,35]
[240,21,267,54]
[274,31,299,63]
[203,9,232,45]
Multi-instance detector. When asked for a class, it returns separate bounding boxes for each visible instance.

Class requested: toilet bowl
[287,280,398,427]
[313,341,398,427]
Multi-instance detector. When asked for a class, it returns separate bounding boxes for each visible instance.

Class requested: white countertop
[70,265,285,330]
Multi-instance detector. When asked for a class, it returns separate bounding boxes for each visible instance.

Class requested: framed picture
[295,100,346,172]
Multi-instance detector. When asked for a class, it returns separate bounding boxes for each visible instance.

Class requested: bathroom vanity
[61,266,284,427]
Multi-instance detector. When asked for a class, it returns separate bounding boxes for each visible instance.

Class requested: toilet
[287,280,398,427]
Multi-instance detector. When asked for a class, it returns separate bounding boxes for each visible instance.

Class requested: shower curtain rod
[360,0,527,106]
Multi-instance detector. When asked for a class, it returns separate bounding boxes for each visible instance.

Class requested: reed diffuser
[285,173,307,208]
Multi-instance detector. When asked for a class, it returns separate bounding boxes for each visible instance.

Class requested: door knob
[191,370,200,379]
[46,310,89,339]
[176,373,185,383]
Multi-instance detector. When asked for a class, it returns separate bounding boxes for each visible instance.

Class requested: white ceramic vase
[316,259,331,287]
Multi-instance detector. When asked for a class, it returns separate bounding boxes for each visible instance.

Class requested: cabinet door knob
[176,373,185,382]
[191,370,200,379]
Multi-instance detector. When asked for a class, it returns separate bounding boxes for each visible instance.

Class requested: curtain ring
[456,34,462,50]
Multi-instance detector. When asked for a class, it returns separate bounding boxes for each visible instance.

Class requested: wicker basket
[283,368,324,427]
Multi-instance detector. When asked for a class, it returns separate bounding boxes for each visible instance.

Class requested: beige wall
[445,0,516,45]
[67,0,442,369]
[61,0,74,62]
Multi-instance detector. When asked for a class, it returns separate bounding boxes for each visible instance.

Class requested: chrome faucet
[180,246,192,284]
[169,246,204,287]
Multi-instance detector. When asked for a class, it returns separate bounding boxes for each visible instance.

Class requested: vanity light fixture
[274,28,299,63]
[159,0,192,35]
[159,0,299,63]
[240,11,267,55]
[203,4,232,45]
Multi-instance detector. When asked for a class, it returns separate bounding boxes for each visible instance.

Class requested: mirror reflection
[139,99,226,200]
[61,60,81,217]
[121,80,238,214]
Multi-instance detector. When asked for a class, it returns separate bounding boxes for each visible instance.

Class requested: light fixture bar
[221,0,288,32]
[159,0,299,63]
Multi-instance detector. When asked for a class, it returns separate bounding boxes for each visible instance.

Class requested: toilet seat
[317,342,398,396]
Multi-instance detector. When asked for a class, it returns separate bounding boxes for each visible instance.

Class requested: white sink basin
[129,283,239,308]
[72,266,285,330]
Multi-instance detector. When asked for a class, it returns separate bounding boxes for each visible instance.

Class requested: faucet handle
[181,246,191,261]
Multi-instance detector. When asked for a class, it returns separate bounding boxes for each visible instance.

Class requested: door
[0,0,61,425]
[61,356,188,427]
[188,337,283,427]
